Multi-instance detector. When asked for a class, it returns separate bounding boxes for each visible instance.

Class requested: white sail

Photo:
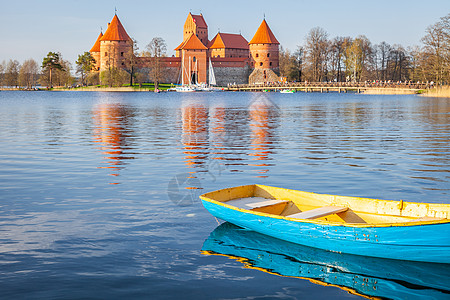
[208,58,216,86]
[181,52,185,86]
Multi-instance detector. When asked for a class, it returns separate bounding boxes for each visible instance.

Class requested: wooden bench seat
[288,206,348,220]
[226,197,287,210]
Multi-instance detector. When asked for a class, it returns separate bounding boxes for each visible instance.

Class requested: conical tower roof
[100,14,131,42]
[90,32,103,52]
[175,33,208,50]
[249,19,279,45]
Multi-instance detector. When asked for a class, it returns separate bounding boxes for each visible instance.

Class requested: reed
[363,88,417,95]
[422,86,450,98]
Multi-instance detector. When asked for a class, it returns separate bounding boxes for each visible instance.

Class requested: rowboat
[200,184,450,263]
[202,222,450,299]
[279,89,295,93]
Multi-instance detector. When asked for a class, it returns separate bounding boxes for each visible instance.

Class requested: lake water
[0,91,449,299]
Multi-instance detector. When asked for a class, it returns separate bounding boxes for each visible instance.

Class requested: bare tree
[146,37,167,90]
[375,42,391,81]
[421,13,450,83]
[330,36,351,82]
[0,60,6,88]
[305,27,329,82]
[124,39,139,86]
[19,59,39,89]
[5,59,20,88]
[294,46,304,82]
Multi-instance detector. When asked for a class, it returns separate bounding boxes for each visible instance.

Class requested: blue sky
[1,0,449,66]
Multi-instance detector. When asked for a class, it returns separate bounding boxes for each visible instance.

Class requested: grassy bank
[55,83,176,92]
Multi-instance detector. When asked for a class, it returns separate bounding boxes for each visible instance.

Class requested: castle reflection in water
[91,95,279,185]
[180,95,279,180]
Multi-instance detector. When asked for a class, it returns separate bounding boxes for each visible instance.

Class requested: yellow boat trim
[200,184,450,228]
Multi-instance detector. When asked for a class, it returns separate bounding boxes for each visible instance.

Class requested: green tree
[344,36,372,82]
[146,37,167,90]
[41,52,63,87]
[76,52,96,86]
[100,67,128,87]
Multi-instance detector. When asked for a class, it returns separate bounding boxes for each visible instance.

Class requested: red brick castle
[89,13,280,85]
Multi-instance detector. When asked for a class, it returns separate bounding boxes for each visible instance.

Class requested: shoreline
[1,86,449,97]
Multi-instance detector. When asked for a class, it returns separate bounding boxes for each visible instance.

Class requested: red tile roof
[249,19,279,45]
[100,14,131,42]
[90,32,103,52]
[190,13,207,29]
[175,33,208,50]
[208,33,249,50]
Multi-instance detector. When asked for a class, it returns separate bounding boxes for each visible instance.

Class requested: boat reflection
[202,222,450,300]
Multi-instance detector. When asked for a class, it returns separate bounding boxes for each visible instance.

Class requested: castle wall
[213,65,251,86]
[210,48,249,58]
[136,57,181,83]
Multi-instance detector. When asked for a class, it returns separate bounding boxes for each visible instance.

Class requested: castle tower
[89,32,103,71]
[99,14,132,71]
[182,13,208,48]
[175,33,208,84]
[248,19,280,84]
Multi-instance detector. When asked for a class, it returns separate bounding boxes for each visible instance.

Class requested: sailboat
[175,53,196,92]
[197,58,217,92]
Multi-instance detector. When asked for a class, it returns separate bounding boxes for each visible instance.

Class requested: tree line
[0,36,168,89]
[279,13,449,84]
[0,14,448,88]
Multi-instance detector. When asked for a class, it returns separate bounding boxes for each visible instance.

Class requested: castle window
[105,52,108,56]
[255,53,259,58]
[121,52,124,57]
[122,62,124,65]
[260,62,263,66]
[267,53,270,57]
[193,56,196,62]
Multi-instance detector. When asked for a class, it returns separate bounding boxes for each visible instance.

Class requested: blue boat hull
[202,200,450,263]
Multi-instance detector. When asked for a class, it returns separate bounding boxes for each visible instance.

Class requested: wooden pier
[227,82,433,94]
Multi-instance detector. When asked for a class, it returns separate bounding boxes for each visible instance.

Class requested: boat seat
[288,206,348,220]
[226,197,287,210]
